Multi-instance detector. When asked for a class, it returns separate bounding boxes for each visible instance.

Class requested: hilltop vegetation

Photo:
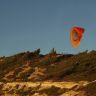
[0,49,96,82]
[0,48,72,82]
[0,49,96,96]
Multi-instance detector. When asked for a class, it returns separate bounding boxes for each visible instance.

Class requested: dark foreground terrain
[0,49,96,96]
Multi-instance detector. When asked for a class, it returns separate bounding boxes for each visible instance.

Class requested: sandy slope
[1,80,94,96]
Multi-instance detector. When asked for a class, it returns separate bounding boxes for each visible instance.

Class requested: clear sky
[0,0,96,56]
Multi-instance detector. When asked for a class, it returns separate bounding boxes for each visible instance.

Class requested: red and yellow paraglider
[70,26,85,48]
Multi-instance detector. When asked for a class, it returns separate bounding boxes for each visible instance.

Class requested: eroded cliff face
[0,80,96,96]
[0,50,96,96]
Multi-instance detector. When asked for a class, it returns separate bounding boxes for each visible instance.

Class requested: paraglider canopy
[70,26,85,48]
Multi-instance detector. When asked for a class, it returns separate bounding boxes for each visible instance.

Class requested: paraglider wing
[70,27,85,48]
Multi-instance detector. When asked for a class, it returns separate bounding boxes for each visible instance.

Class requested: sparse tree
[33,48,40,55]
[49,48,56,55]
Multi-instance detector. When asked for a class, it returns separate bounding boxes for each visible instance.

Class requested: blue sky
[0,0,96,56]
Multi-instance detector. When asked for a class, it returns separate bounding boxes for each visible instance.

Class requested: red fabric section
[74,27,85,41]
[70,26,85,48]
